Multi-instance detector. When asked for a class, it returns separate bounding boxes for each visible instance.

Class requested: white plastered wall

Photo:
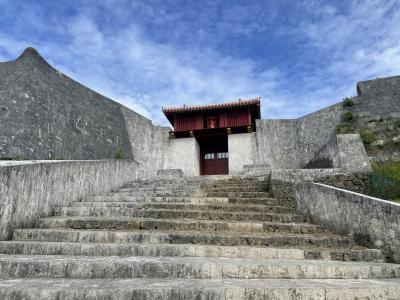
[163,137,200,177]
[228,133,255,174]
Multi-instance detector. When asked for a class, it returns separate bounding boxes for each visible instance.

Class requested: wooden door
[201,151,228,175]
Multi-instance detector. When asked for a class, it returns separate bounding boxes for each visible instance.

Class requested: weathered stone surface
[316,173,369,194]
[295,182,400,263]
[0,160,139,240]
[1,174,399,298]
[1,278,400,300]
[336,134,372,173]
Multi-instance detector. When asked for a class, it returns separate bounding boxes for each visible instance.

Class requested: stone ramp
[0,175,399,299]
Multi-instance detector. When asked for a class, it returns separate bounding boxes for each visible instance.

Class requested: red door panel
[201,152,228,175]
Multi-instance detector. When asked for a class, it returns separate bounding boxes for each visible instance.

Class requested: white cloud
[1,0,400,125]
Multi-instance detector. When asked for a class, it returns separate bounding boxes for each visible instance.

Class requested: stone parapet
[295,182,400,263]
[0,160,139,240]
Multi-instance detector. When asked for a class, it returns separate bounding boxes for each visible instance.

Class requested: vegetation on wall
[342,111,356,122]
[369,161,400,202]
[342,97,354,107]
[359,131,379,145]
[115,146,125,159]
[336,124,353,134]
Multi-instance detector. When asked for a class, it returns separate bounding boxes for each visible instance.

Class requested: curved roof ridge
[162,97,261,114]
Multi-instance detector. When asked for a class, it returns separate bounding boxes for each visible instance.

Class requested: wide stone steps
[83,195,291,206]
[113,187,200,193]
[55,206,296,219]
[13,229,358,248]
[3,175,399,298]
[204,191,272,198]
[0,241,385,262]
[110,191,198,197]
[71,201,293,213]
[202,186,269,192]
[1,278,400,300]
[36,217,321,233]
[0,255,398,280]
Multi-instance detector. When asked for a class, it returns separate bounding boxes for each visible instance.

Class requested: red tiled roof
[162,97,261,114]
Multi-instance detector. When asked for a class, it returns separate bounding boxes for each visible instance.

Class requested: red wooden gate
[201,152,228,175]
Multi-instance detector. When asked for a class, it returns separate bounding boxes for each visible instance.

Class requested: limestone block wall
[354,75,400,119]
[120,106,170,178]
[295,182,400,263]
[228,133,255,174]
[0,160,140,240]
[0,48,136,160]
[336,134,372,173]
[254,103,343,169]
[270,168,343,199]
[163,137,200,177]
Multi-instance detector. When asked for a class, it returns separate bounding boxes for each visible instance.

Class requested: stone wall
[354,75,400,119]
[0,47,170,166]
[163,137,200,177]
[253,103,343,169]
[0,160,139,240]
[228,133,255,174]
[336,134,372,173]
[295,182,400,263]
[270,168,343,199]
[315,173,369,194]
[0,48,135,160]
[120,106,170,178]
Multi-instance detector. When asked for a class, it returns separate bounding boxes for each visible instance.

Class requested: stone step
[202,186,269,192]
[110,191,197,197]
[36,217,319,233]
[82,195,291,206]
[204,191,272,198]
[0,255,398,279]
[1,278,400,300]
[71,201,293,213]
[13,229,356,248]
[219,197,292,206]
[113,187,200,193]
[55,206,295,219]
[0,241,385,262]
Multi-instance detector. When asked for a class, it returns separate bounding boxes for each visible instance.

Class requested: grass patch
[369,161,400,201]
[115,146,125,159]
[360,131,378,145]
[336,123,353,134]
[342,97,354,107]
[372,161,400,181]
[342,111,355,122]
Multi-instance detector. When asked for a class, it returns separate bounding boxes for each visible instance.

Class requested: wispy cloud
[0,0,400,124]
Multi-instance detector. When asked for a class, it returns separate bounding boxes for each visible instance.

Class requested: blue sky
[1,0,400,125]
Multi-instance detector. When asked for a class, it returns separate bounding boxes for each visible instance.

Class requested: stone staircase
[0,176,399,299]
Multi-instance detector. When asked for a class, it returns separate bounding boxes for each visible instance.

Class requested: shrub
[342,97,354,107]
[336,123,352,134]
[374,161,400,181]
[359,131,378,145]
[369,161,400,201]
[342,111,355,122]
[396,119,400,128]
[115,146,125,159]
